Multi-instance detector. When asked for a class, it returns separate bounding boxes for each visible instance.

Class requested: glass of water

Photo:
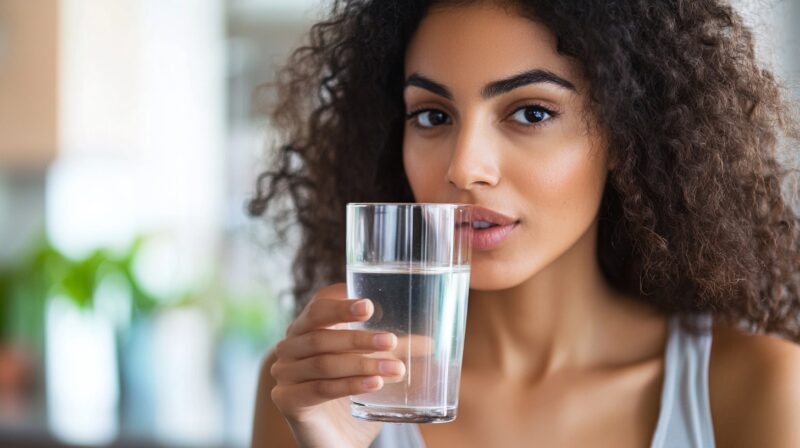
[345,203,472,423]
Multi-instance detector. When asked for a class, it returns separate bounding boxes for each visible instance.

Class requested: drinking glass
[345,203,472,423]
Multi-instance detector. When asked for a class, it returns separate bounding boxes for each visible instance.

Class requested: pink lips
[471,222,518,251]
[460,205,520,251]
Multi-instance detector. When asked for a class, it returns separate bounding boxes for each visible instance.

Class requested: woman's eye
[407,109,451,128]
[510,105,554,125]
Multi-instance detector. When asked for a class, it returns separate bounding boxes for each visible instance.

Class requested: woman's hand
[269,283,406,448]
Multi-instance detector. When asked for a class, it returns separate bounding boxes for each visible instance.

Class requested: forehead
[404,4,581,92]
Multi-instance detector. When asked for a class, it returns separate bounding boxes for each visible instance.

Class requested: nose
[446,120,500,190]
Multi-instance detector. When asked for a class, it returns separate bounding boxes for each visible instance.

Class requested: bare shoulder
[709,323,800,448]
[252,347,296,448]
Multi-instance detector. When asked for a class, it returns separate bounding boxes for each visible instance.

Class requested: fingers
[276,329,397,360]
[271,354,406,384]
[287,298,374,337]
[388,333,436,359]
[278,327,435,363]
[270,283,430,419]
[278,324,434,360]
[271,375,384,411]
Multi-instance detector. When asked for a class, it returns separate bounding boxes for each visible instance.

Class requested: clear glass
[346,203,472,423]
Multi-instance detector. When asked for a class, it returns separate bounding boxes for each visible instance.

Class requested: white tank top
[369,313,716,447]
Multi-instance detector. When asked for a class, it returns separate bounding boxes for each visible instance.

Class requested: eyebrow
[404,69,576,101]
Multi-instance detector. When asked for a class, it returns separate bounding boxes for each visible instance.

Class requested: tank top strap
[371,423,425,448]
[649,313,716,448]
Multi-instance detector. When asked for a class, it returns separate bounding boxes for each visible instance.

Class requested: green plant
[0,230,160,347]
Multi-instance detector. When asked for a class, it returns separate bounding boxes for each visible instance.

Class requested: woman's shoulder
[709,322,800,447]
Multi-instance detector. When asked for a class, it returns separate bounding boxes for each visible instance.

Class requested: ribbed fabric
[369,314,716,448]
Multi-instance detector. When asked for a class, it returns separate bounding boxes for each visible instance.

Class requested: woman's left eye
[509,105,555,125]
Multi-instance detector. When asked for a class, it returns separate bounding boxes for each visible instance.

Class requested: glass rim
[346,202,472,208]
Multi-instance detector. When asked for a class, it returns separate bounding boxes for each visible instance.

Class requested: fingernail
[373,333,396,348]
[362,376,382,390]
[351,300,369,315]
[379,360,405,376]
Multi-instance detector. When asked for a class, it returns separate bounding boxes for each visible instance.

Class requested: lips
[457,205,520,251]
[468,206,518,227]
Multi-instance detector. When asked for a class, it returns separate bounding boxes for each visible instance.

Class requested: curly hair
[248,0,800,341]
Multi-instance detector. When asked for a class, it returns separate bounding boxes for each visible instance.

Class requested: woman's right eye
[406,109,452,129]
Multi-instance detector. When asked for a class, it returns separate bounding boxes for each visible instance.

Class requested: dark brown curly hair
[248,0,800,341]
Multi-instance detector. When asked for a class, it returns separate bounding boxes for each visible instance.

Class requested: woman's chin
[468,263,532,292]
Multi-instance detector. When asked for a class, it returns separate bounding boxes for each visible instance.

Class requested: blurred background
[0,0,797,447]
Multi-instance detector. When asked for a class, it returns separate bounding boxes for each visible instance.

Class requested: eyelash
[405,104,559,130]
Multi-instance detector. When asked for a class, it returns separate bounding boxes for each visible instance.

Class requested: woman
[250,1,800,447]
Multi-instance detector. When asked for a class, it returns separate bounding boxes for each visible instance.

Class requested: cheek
[470,139,608,291]
[519,142,607,217]
[402,137,447,201]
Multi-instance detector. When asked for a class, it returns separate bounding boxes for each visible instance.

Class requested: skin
[254,3,800,448]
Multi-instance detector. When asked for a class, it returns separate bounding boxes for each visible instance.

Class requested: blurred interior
[0,0,797,447]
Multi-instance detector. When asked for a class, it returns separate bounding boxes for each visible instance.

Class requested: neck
[461,219,665,381]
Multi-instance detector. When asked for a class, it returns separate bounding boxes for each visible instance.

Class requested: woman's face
[403,3,612,291]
